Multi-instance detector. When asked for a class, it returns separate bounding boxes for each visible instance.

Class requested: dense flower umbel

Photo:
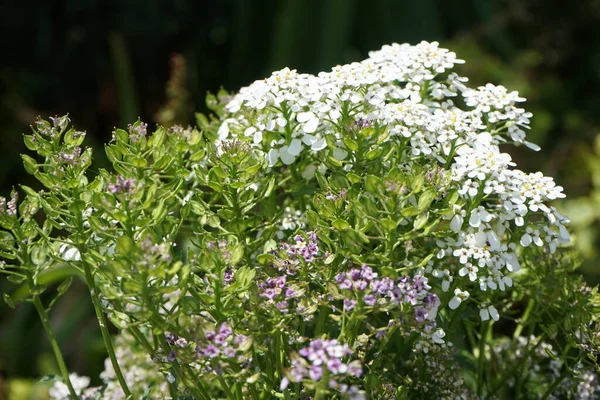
[282,339,364,399]
[217,40,570,320]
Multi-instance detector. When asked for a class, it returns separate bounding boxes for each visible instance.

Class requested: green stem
[33,297,79,399]
[477,322,489,396]
[513,298,534,339]
[82,261,132,398]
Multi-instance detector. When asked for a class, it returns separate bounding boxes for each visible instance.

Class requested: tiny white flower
[449,288,469,309]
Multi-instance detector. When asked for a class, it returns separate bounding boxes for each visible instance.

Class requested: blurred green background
[1,0,600,397]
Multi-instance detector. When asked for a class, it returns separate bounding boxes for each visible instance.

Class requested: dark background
[1,0,600,395]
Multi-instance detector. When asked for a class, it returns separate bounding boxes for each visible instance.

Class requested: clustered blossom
[217,40,572,321]
[258,275,300,313]
[55,146,82,165]
[107,175,137,195]
[335,266,440,322]
[128,121,148,143]
[276,206,306,238]
[195,323,250,365]
[279,231,319,264]
[0,192,18,217]
[282,339,364,399]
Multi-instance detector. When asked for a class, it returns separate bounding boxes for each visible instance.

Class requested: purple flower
[354,280,368,291]
[175,337,188,348]
[223,268,235,284]
[414,307,428,323]
[219,323,233,337]
[203,344,220,358]
[285,287,297,298]
[327,358,346,374]
[222,347,236,358]
[167,350,176,362]
[277,301,289,313]
[165,332,176,345]
[214,334,227,346]
[309,365,324,381]
[363,294,376,306]
[343,299,356,312]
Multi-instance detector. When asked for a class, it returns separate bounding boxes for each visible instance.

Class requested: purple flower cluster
[282,339,362,396]
[128,121,148,143]
[281,232,318,263]
[56,146,83,166]
[0,192,18,217]
[334,266,440,322]
[258,275,299,313]
[107,175,137,195]
[196,323,249,361]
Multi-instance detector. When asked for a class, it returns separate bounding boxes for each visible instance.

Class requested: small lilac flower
[363,294,376,306]
[309,365,324,381]
[344,298,356,312]
[223,268,235,284]
[165,332,176,345]
[214,334,227,346]
[203,344,220,358]
[222,347,236,357]
[175,337,188,348]
[414,307,428,323]
[167,350,176,362]
[277,301,289,312]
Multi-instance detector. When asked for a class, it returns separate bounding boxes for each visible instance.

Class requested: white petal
[279,146,295,165]
[311,137,327,151]
[469,213,481,228]
[267,149,279,167]
[504,253,520,272]
[302,134,317,145]
[520,233,532,247]
[488,305,500,321]
[487,230,501,251]
[244,126,257,137]
[288,139,303,156]
[296,111,314,123]
[480,308,490,321]
[332,147,348,160]
[442,280,450,292]
[450,215,463,232]
[303,118,320,133]
[449,296,461,310]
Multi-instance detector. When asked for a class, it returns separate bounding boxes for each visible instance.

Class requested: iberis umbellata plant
[2,41,599,399]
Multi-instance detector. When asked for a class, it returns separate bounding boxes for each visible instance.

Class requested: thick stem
[33,297,79,399]
[82,261,132,398]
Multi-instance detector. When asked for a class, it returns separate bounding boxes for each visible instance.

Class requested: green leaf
[332,219,350,231]
[401,206,420,217]
[21,154,38,175]
[418,189,437,212]
[23,135,38,151]
[343,137,359,152]
[413,212,429,230]
[365,175,382,195]
[116,236,134,255]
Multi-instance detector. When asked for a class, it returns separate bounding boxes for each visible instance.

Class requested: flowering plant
[2,41,599,399]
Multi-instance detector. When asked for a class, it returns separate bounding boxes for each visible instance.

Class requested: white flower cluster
[219,41,569,318]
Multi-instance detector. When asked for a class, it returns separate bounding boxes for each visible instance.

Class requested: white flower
[449,288,469,309]
[49,373,90,400]
[479,304,500,321]
[59,243,81,262]
[431,328,446,344]
[459,263,479,281]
